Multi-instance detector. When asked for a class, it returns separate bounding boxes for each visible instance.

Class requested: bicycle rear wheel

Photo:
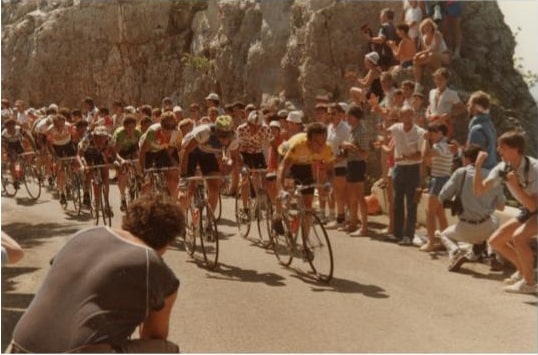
[23,164,42,200]
[93,185,104,225]
[271,214,293,267]
[1,169,17,197]
[183,206,196,257]
[256,193,272,247]
[234,192,251,238]
[200,204,219,270]
[70,173,82,215]
[302,211,333,282]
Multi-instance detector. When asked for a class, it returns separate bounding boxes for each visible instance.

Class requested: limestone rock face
[2,0,537,153]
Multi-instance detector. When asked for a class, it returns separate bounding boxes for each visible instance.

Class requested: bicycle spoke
[200,205,219,270]
[303,212,333,282]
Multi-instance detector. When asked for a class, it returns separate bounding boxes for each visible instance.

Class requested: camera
[443,198,464,216]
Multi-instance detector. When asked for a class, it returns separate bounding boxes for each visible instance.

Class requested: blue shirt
[467,113,497,169]
[439,165,505,221]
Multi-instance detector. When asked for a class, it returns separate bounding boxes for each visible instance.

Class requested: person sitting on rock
[387,23,417,69]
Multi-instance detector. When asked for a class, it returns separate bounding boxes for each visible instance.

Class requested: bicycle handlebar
[144,166,180,173]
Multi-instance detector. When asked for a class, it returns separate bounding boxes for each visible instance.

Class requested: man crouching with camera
[437,145,505,272]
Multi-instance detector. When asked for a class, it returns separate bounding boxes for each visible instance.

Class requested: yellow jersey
[278,133,334,165]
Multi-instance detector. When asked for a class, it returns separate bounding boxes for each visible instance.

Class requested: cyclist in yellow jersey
[275,122,335,231]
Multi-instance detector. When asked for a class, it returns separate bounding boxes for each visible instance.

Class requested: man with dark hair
[9,193,183,353]
[438,145,505,272]
[365,7,398,69]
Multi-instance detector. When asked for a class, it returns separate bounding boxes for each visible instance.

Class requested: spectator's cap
[365,51,380,65]
[245,103,256,111]
[286,110,303,124]
[337,102,349,112]
[315,94,330,103]
[269,120,281,129]
[412,90,425,98]
[161,97,173,105]
[315,103,328,110]
[205,93,220,101]
[25,108,36,116]
[93,126,109,136]
[48,103,59,112]
[173,105,183,113]
[277,109,289,118]
[247,110,264,125]
[125,105,136,114]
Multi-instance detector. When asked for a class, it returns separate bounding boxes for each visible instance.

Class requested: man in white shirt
[387,106,426,245]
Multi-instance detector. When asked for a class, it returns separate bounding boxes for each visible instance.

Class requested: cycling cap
[215,115,234,131]
[205,93,220,101]
[247,110,264,125]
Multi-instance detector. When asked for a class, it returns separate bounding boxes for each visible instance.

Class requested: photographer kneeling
[438,145,505,272]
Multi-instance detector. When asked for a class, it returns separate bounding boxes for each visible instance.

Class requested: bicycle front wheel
[302,212,333,282]
[271,215,293,267]
[234,192,251,239]
[256,193,272,247]
[182,206,196,257]
[23,164,42,200]
[200,204,219,270]
[70,173,82,215]
[1,169,17,197]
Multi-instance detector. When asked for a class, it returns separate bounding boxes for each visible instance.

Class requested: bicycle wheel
[93,184,104,225]
[23,164,42,200]
[70,173,82,215]
[256,193,273,247]
[199,204,219,270]
[2,165,18,197]
[234,191,251,238]
[182,206,196,257]
[102,188,112,226]
[302,211,334,282]
[127,170,139,203]
[271,214,293,267]
[215,191,223,221]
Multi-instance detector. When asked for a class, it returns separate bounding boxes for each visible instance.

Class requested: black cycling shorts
[290,164,315,195]
[241,152,267,169]
[186,148,219,176]
[53,142,76,158]
[145,150,173,170]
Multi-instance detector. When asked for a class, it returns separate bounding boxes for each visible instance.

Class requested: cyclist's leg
[199,151,220,213]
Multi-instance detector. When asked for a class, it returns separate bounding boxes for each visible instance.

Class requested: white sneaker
[325,220,345,230]
[503,279,537,295]
[503,271,522,285]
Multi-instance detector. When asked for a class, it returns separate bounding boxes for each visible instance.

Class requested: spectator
[365,8,398,70]
[400,80,416,108]
[442,1,463,59]
[474,131,538,294]
[340,104,373,235]
[404,0,423,49]
[173,106,183,122]
[348,51,384,105]
[465,90,497,170]
[1,231,24,266]
[314,103,330,125]
[325,103,351,230]
[189,103,201,124]
[421,122,453,251]
[438,145,505,271]
[205,93,224,115]
[411,91,427,128]
[111,100,125,132]
[425,67,466,139]
[161,96,174,112]
[387,24,417,69]
[412,18,450,87]
[9,194,184,352]
[386,106,426,245]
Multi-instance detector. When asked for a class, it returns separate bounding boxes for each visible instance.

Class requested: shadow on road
[2,222,79,250]
[2,268,37,352]
[290,274,389,299]
[205,262,286,287]
[14,197,48,207]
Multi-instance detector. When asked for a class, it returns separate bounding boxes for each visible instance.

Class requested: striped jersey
[430,138,453,177]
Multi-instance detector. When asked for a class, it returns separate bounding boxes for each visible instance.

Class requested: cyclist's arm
[180,139,197,176]
[277,156,293,191]
[22,130,37,151]
[139,290,177,340]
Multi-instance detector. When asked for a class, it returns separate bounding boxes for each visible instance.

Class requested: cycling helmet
[247,110,264,125]
[215,115,234,132]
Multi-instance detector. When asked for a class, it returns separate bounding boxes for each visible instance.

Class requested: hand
[475,151,488,166]
[505,171,519,187]
[345,71,358,82]
[448,140,460,154]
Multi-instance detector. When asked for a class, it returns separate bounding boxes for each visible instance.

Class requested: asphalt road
[1,183,537,353]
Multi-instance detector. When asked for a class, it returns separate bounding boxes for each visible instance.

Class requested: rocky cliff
[2,0,537,153]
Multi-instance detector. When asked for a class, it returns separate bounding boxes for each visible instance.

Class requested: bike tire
[70,173,82,215]
[271,214,293,267]
[302,211,334,282]
[215,191,223,221]
[23,164,42,200]
[183,206,196,257]
[102,187,112,226]
[199,204,219,270]
[2,164,18,197]
[256,193,272,247]
[234,192,251,239]
[94,185,103,225]
[127,171,139,203]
